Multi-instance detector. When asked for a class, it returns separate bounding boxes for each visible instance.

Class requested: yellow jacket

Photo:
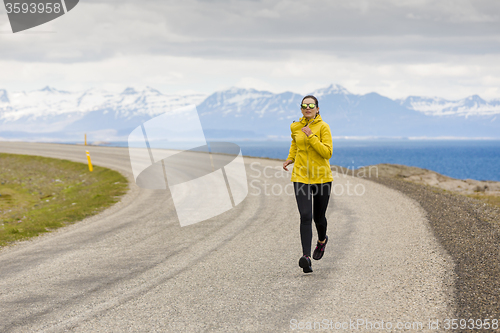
[286,114,334,184]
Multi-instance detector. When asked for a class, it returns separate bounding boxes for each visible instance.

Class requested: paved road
[0,142,454,332]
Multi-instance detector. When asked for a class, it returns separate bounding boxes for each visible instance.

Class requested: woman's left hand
[301,126,312,137]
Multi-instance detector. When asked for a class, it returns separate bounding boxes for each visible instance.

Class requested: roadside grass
[417,184,500,213]
[428,186,500,208]
[465,193,500,210]
[0,153,128,247]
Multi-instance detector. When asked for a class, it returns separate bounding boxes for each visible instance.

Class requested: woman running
[283,95,334,273]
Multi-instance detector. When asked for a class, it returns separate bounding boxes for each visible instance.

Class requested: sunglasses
[301,103,316,109]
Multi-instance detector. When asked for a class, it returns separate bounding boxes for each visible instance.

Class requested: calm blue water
[232,140,500,182]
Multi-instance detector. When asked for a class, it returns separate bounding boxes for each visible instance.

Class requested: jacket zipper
[303,117,316,185]
[303,130,309,184]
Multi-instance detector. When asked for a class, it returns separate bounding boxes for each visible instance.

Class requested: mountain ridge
[1,84,499,142]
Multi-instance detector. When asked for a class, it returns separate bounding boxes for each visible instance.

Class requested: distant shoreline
[2,137,500,146]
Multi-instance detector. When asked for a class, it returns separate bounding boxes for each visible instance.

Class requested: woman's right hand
[283,159,293,171]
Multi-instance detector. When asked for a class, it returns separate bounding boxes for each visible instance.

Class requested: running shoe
[312,235,328,260]
[298,256,313,273]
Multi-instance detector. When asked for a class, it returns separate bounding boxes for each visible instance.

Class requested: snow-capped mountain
[0,84,499,142]
[399,95,500,117]
[197,84,500,139]
[0,86,207,141]
[0,86,206,121]
[311,84,351,97]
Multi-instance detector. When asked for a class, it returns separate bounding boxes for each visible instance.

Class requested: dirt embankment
[354,164,500,195]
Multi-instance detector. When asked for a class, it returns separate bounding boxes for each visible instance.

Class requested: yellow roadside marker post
[86,150,93,172]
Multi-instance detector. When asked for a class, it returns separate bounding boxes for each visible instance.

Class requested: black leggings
[293,182,332,257]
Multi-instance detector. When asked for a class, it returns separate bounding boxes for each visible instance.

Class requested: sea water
[232,140,500,182]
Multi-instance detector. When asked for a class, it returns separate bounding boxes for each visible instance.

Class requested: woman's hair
[301,95,319,114]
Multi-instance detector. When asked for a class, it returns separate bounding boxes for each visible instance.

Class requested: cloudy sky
[1,0,499,99]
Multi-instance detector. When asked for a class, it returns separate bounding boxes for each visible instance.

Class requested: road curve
[0,142,454,332]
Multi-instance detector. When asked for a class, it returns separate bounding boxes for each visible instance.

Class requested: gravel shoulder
[344,164,500,322]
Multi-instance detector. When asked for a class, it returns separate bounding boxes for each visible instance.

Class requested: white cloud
[2,52,500,100]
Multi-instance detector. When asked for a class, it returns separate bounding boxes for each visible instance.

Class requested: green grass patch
[0,153,128,247]
[466,193,500,210]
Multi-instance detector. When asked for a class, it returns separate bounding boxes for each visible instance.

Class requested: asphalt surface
[369,175,500,323]
[0,142,455,332]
